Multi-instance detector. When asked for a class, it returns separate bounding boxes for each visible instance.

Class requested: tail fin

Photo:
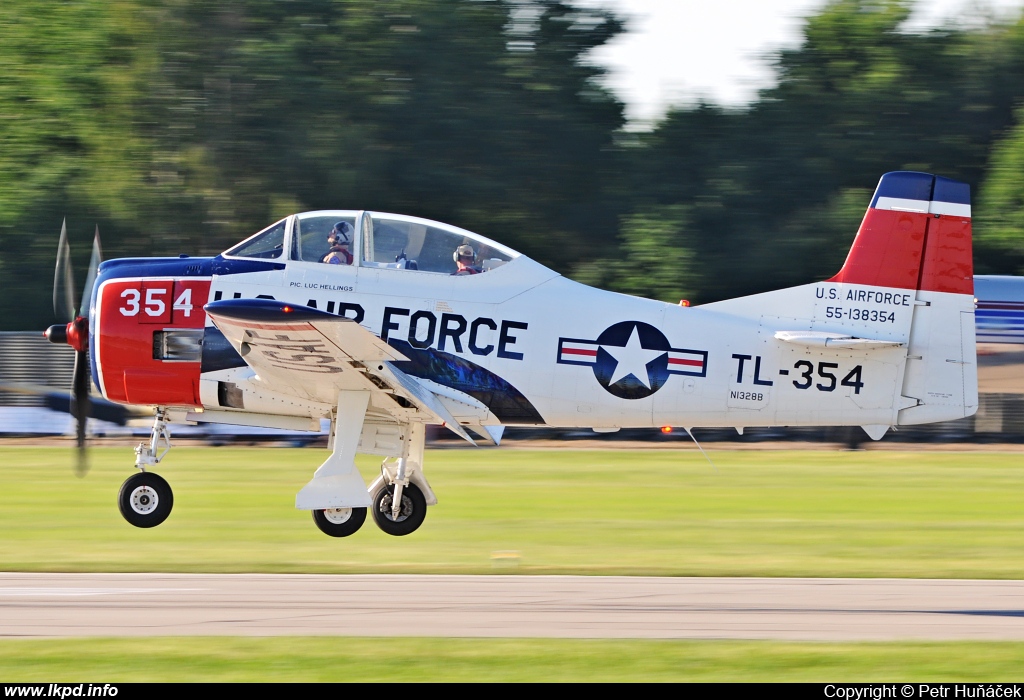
[830,172,975,425]
[829,171,973,294]
[702,171,977,431]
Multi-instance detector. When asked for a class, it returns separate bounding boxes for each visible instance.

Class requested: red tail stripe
[828,209,927,290]
[562,348,598,357]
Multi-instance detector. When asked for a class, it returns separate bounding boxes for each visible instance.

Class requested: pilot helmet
[453,244,475,262]
[330,221,352,245]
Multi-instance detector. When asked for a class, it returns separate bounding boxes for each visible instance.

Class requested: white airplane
[975,275,1024,344]
[44,170,978,537]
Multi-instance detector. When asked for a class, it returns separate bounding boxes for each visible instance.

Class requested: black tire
[117,472,173,528]
[371,482,427,536]
[312,507,366,537]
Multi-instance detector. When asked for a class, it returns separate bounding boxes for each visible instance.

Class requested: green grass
[0,637,1023,682]
[0,445,1022,578]
[3,445,1024,681]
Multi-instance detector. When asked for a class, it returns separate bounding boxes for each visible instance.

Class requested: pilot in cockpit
[451,244,481,276]
[321,222,353,265]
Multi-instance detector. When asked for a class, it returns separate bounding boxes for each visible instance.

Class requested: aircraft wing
[204,298,480,442]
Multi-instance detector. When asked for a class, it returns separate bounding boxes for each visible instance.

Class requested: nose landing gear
[119,408,175,529]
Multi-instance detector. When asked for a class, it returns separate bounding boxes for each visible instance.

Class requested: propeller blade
[72,344,90,477]
[79,225,103,319]
[53,219,76,322]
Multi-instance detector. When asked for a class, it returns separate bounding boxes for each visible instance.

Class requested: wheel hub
[323,507,353,524]
[129,485,159,515]
[379,493,413,522]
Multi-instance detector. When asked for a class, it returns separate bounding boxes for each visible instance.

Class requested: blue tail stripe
[933,176,971,205]
[870,171,934,208]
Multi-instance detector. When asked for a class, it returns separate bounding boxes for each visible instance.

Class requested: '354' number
[119,287,194,317]
[792,361,864,394]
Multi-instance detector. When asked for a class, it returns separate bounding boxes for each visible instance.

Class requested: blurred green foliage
[5,0,1024,328]
[572,204,695,303]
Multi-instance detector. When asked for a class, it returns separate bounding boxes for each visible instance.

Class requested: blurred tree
[0,0,627,328]
[976,106,1024,274]
[5,0,1024,329]
[627,0,1024,302]
[0,0,176,327]
[138,0,627,261]
[572,205,694,304]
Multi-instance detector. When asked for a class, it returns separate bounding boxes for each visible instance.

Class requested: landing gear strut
[296,396,437,538]
[134,408,172,470]
[368,449,430,536]
[119,408,174,529]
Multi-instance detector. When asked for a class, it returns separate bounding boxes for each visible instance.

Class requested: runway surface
[1,573,1023,641]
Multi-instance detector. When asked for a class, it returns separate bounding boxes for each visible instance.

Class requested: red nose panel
[95,278,211,406]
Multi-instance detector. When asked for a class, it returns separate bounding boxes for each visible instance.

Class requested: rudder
[829,171,973,295]
[836,172,978,425]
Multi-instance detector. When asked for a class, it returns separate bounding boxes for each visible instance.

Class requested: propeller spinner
[44,221,102,476]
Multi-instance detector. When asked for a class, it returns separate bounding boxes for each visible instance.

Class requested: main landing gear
[300,393,436,539]
[309,458,430,538]
[368,453,428,536]
[371,481,427,537]
[312,506,367,537]
[117,408,174,529]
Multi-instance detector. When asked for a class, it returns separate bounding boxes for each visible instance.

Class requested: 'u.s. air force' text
[298,298,528,360]
[225,293,530,362]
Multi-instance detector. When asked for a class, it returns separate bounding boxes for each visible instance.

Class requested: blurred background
[5,0,1024,443]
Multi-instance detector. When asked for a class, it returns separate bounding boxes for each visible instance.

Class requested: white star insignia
[602,326,666,389]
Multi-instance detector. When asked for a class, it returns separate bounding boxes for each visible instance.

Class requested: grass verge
[1,637,1024,682]
[1,446,1023,577]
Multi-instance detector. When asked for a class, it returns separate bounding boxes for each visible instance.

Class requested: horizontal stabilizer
[774,331,903,349]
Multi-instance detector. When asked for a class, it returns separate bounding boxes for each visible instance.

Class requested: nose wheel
[118,472,173,528]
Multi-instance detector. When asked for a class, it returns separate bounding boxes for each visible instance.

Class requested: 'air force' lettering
[558,320,707,400]
[815,286,912,306]
[212,293,529,360]
[381,307,527,360]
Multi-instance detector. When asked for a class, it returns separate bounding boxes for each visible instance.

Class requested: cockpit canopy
[223,211,518,275]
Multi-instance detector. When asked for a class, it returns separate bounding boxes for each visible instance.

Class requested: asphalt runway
[2,573,1024,640]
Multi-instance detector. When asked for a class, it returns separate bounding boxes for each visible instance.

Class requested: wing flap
[376,362,477,444]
